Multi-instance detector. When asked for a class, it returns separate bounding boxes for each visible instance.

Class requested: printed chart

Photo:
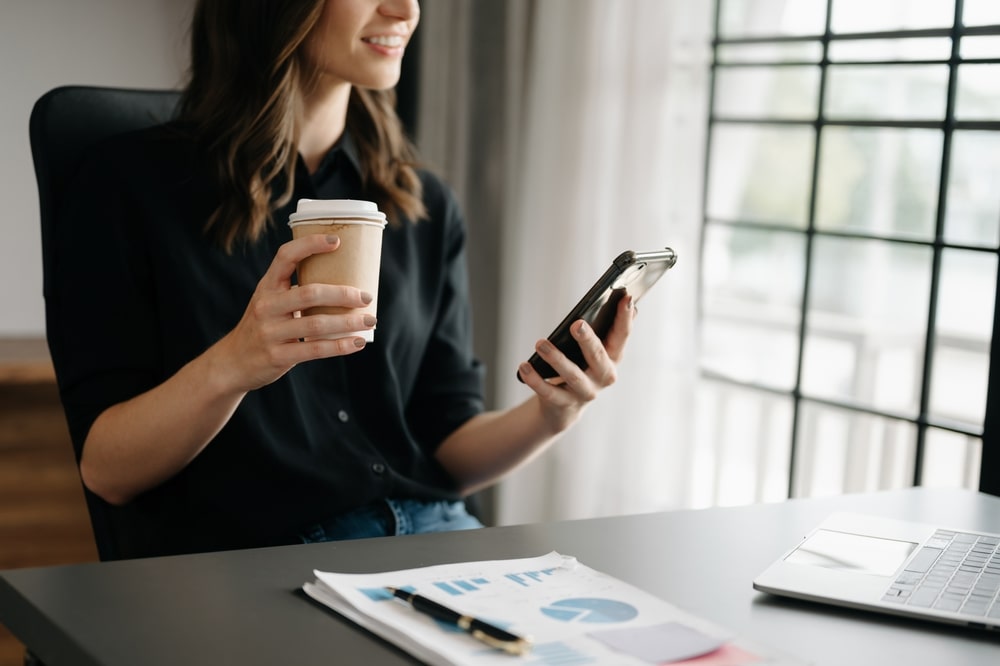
[541,598,639,624]
[303,552,804,666]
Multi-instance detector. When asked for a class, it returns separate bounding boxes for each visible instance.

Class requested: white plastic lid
[288,199,387,225]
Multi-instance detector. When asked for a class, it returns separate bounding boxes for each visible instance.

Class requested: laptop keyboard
[882,529,1000,618]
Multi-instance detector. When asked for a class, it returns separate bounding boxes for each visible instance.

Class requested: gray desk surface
[2,487,999,665]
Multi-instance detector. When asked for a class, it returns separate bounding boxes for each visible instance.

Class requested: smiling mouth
[362,35,405,48]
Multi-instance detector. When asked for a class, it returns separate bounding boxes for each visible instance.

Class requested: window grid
[701,0,1000,497]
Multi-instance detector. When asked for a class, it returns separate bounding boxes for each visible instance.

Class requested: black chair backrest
[31,85,181,302]
[29,85,181,560]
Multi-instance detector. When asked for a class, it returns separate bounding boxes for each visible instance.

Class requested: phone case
[520,248,676,382]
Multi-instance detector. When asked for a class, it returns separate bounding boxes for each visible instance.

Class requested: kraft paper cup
[288,199,387,342]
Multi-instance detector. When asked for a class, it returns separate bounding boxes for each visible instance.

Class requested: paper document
[302,551,804,665]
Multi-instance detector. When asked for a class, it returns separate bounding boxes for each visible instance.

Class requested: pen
[385,586,532,656]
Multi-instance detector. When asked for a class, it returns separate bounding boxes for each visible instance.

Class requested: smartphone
[519,247,677,382]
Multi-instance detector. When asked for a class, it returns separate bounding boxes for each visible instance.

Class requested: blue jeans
[297,499,483,543]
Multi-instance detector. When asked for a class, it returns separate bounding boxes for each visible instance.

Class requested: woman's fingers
[517,361,566,402]
[523,296,637,398]
[267,334,370,368]
[272,311,377,343]
[527,334,598,401]
[600,294,635,365]
[283,283,373,318]
[259,234,339,291]
[251,234,373,321]
[536,294,634,385]
[570,320,617,389]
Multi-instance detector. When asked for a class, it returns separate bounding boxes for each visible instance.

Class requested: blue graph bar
[433,581,463,596]
[506,568,559,587]
[433,578,492,596]
[506,573,528,587]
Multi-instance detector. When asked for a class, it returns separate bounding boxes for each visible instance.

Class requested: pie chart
[539,598,638,623]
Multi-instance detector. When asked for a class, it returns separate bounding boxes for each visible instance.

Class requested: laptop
[753,512,1000,631]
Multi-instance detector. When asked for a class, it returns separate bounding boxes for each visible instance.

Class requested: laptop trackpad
[784,529,919,577]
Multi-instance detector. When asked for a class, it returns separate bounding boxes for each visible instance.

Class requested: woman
[52,0,635,557]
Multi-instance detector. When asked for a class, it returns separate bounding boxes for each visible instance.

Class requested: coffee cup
[288,199,387,342]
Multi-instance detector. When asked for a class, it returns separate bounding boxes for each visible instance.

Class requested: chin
[356,68,403,91]
[360,82,400,92]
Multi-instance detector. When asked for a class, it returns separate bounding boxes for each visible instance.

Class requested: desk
[1,487,998,666]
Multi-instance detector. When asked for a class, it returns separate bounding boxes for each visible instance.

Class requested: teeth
[364,35,404,47]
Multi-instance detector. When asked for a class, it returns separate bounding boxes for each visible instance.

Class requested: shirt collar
[311,131,363,181]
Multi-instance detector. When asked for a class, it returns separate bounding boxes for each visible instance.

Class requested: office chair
[29,85,181,562]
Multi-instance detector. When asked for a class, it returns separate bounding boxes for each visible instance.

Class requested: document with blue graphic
[302,552,804,665]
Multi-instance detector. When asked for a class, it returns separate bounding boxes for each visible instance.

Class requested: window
[697,0,1000,505]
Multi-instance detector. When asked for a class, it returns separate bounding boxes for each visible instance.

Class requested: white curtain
[418,0,713,525]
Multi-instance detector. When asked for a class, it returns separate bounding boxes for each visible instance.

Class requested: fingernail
[626,295,633,310]
[353,338,366,348]
[519,362,533,377]
[537,340,553,354]
[360,291,374,304]
[363,315,377,327]
[575,321,588,336]
[326,234,340,245]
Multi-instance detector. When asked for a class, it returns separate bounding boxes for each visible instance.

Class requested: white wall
[0,0,194,337]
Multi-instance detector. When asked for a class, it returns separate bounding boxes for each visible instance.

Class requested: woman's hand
[516,294,637,434]
[213,234,376,393]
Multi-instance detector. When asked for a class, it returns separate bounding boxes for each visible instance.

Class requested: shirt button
[371,462,386,475]
[337,410,349,423]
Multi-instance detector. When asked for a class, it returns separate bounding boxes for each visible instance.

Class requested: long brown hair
[179,0,426,253]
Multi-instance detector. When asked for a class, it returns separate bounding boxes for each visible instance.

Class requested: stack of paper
[303,551,804,665]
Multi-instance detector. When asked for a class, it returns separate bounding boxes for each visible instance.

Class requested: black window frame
[701,0,1000,497]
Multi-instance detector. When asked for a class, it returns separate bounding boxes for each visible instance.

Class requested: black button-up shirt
[51,124,485,556]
